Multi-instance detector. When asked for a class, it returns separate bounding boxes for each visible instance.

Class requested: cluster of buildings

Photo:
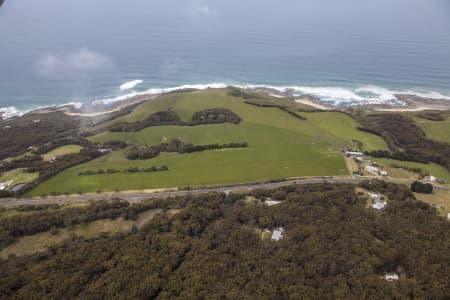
[345,150,388,177]
[364,165,388,177]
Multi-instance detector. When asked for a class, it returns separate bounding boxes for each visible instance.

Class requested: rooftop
[271,227,284,241]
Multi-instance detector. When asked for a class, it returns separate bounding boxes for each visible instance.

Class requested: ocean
[1,0,450,118]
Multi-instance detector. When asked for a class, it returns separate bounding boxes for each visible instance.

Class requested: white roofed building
[365,165,380,176]
[345,151,364,157]
[372,201,387,210]
[424,175,437,182]
[271,227,284,241]
[368,193,381,202]
[384,274,399,281]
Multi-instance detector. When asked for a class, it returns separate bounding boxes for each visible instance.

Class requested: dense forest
[1,182,449,299]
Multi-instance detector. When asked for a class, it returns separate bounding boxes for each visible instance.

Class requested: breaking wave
[119,79,143,91]
[0,106,23,119]
[92,83,227,105]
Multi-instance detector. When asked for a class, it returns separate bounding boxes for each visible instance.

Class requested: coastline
[1,84,450,121]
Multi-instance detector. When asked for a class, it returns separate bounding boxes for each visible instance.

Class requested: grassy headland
[28,88,387,196]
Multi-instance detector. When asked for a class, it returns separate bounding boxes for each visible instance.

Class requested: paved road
[1,177,448,207]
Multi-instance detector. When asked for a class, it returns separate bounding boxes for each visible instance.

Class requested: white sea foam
[2,83,449,120]
[399,90,450,100]
[92,82,228,105]
[0,102,83,120]
[120,80,143,91]
[94,82,450,106]
[56,101,84,109]
[238,84,450,106]
[0,106,23,120]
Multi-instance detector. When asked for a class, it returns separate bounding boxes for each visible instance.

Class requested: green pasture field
[42,145,83,161]
[28,89,388,196]
[414,114,450,144]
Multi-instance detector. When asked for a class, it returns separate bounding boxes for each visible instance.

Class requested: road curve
[1,177,448,208]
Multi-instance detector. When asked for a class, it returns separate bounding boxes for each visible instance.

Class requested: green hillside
[28,89,388,196]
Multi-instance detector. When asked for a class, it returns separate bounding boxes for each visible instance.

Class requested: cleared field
[296,112,387,152]
[42,145,83,161]
[414,115,450,144]
[29,89,387,196]
[0,208,165,259]
[0,230,72,259]
[414,190,450,217]
[370,157,450,183]
[0,168,39,185]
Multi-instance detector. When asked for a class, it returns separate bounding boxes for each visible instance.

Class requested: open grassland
[370,157,450,183]
[296,112,387,152]
[29,89,387,196]
[414,114,450,144]
[381,164,419,180]
[0,168,39,185]
[42,145,83,161]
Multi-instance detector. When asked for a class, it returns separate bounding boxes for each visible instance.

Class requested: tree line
[126,138,248,160]
[78,165,169,176]
[108,108,242,132]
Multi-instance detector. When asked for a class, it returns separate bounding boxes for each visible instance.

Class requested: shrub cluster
[364,150,430,164]
[411,181,433,194]
[356,114,450,170]
[126,138,248,160]
[415,112,446,121]
[99,140,128,150]
[109,111,182,132]
[0,111,80,160]
[109,108,242,132]
[0,200,161,249]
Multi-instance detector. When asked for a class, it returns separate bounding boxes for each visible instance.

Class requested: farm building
[365,165,379,175]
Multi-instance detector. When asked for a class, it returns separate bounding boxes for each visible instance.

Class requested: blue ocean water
[0,0,450,117]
